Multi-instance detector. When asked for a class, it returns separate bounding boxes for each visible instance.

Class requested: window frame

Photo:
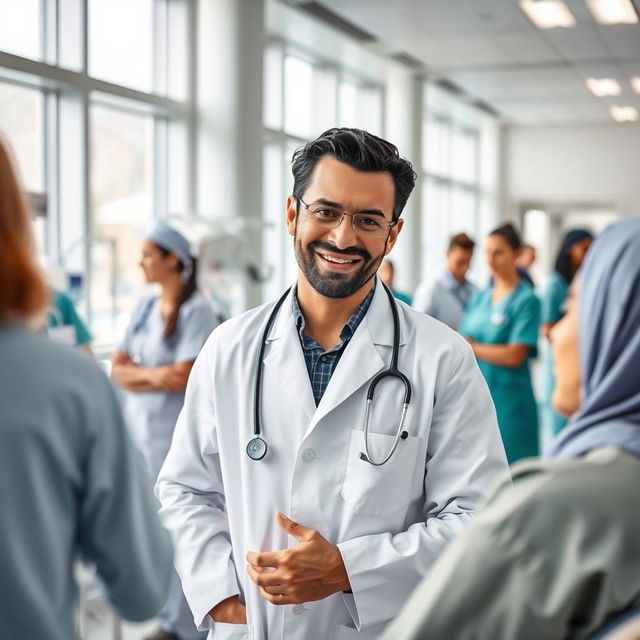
[0,0,196,349]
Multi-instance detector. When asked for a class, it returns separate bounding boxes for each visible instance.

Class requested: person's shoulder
[7,328,108,391]
[202,298,277,353]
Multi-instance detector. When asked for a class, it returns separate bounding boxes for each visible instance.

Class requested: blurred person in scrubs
[378,257,412,304]
[413,232,477,330]
[112,220,218,640]
[460,223,541,463]
[541,229,593,438]
[46,287,93,354]
[382,215,640,640]
[0,138,172,639]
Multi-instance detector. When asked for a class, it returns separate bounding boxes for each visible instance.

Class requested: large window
[0,0,193,348]
[420,84,498,286]
[262,41,384,299]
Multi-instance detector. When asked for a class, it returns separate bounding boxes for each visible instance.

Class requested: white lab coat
[156,284,508,640]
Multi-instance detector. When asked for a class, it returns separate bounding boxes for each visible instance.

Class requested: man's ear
[384,218,404,256]
[286,195,298,238]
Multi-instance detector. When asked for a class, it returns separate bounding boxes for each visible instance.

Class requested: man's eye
[314,208,340,218]
[357,216,382,228]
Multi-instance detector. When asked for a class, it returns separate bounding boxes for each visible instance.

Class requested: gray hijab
[547,216,640,460]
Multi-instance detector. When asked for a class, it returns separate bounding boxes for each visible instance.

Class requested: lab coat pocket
[209,621,253,639]
[341,429,421,517]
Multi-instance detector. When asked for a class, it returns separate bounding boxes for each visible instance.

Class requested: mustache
[309,240,371,262]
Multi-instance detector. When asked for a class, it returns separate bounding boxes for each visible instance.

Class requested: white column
[384,65,423,295]
[196,0,265,307]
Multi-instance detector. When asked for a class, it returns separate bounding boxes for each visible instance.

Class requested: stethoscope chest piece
[247,437,268,461]
[491,311,505,326]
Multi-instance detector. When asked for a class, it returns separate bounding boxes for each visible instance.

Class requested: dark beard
[295,238,383,299]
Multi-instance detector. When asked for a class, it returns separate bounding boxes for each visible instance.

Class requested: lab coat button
[302,449,316,462]
[292,604,305,615]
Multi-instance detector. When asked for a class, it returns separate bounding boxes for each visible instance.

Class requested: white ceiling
[295,0,640,125]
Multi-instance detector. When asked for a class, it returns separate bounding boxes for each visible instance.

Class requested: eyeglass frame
[295,195,398,238]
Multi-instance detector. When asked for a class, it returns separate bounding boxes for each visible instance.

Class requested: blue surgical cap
[145,220,192,266]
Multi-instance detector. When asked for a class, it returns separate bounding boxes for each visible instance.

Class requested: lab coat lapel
[263,289,315,422]
[305,283,404,437]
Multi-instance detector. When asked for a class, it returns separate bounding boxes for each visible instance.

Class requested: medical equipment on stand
[247,281,412,466]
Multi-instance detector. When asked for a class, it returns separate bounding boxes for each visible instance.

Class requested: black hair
[156,245,198,340]
[554,228,594,284]
[291,127,417,222]
[489,222,522,251]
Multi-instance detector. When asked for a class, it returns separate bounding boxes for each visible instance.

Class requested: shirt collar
[292,281,376,345]
[444,270,469,291]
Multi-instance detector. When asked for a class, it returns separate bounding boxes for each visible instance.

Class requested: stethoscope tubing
[249,281,412,465]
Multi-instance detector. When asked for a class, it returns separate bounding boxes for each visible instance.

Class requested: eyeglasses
[297,196,396,239]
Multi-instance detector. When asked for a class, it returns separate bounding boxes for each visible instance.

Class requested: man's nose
[327,215,359,249]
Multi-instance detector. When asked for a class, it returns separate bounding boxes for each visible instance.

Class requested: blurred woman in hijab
[0,137,172,639]
[382,216,640,640]
[541,228,593,438]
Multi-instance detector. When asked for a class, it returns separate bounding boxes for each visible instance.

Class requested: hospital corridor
[1,1,639,639]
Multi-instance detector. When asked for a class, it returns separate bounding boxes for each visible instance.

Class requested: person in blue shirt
[540,229,593,439]
[111,221,219,640]
[413,232,477,330]
[460,223,541,463]
[46,287,93,353]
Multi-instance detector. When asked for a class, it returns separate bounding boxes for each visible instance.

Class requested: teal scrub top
[460,283,541,463]
[47,289,92,346]
[541,272,569,436]
[392,289,412,306]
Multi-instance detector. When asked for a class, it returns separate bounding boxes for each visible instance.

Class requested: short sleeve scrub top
[120,291,218,480]
[460,283,541,464]
[541,272,570,436]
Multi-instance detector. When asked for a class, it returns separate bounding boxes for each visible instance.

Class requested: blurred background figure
[381,216,640,640]
[541,229,594,440]
[111,220,218,640]
[46,286,93,354]
[378,257,412,304]
[0,138,173,639]
[413,232,477,330]
[460,223,540,464]
[516,243,537,288]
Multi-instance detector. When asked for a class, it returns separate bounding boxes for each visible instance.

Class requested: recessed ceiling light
[610,105,639,122]
[586,78,622,96]
[631,77,640,94]
[519,0,576,28]
[585,0,639,25]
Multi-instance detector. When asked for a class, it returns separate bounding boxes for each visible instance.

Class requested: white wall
[505,122,640,216]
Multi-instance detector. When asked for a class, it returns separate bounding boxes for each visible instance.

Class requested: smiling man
[156,128,508,640]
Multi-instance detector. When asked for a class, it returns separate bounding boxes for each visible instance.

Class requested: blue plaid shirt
[292,285,375,406]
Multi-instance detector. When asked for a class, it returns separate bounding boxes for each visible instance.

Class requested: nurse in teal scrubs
[540,229,593,438]
[460,223,541,463]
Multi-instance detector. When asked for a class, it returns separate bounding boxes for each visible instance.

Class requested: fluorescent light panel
[586,0,639,24]
[586,77,622,96]
[610,105,639,121]
[520,0,576,28]
[631,77,640,94]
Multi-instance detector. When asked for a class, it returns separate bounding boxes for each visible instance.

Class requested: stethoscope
[490,281,522,326]
[246,281,413,466]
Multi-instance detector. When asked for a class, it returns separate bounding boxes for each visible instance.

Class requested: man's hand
[209,595,247,624]
[246,513,351,605]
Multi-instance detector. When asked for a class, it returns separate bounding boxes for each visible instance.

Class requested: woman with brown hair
[0,138,172,638]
